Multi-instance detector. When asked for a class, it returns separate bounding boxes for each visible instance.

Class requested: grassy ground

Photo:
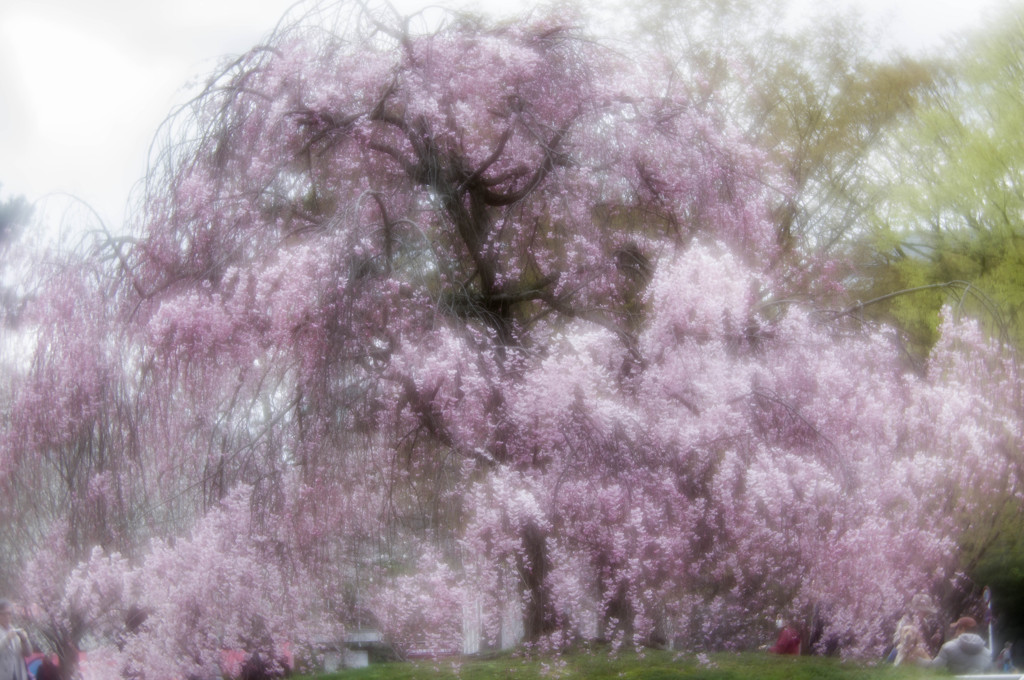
[293,650,941,680]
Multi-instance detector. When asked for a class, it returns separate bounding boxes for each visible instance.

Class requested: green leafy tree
[970,512,1024,647]
[857,6,1024,355]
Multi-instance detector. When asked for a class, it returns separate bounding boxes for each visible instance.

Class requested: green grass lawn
[293,650,943,680]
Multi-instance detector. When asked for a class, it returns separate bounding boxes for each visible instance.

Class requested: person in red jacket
[769,619,802,655]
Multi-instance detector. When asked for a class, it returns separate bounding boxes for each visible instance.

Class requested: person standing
[996,641,1016,672]
[769,619,802,655]
[889,593,939,663]
[0,600,29,680]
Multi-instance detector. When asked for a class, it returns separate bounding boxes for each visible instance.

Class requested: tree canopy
[855,5,1024,355]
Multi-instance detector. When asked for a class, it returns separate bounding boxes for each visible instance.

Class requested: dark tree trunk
[521,522,556,641]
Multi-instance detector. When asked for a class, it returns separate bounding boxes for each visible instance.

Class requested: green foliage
[857,5,1024,353]
[968,508,1024,641]
[292,651,934,680]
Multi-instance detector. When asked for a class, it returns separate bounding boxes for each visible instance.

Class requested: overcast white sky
[0,0,1014,231]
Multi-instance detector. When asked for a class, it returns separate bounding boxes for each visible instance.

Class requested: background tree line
[620,0,1024,642]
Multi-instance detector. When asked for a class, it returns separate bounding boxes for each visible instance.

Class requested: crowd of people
[765,593,1020,675]
[887,593,1015,674]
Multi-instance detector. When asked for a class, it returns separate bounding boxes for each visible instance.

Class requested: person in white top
[0,600,28,680]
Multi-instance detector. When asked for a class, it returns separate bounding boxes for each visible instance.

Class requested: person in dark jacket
[33,658,60,680]
[928,616,992,674]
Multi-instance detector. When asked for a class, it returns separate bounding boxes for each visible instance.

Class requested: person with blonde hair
[889,593,938,663]
[894,624,931,666]
[0,600,29,680]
